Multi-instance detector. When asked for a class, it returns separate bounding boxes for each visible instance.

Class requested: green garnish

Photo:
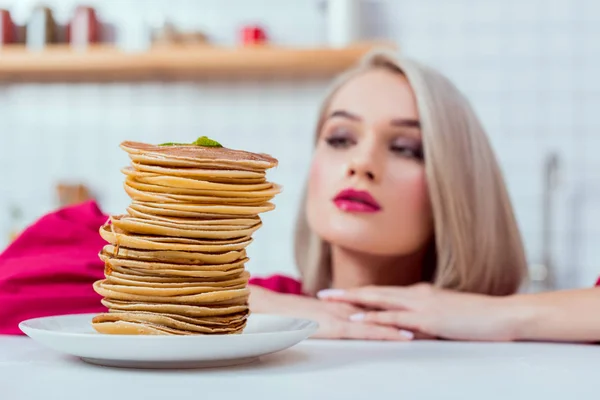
[158,136,223,148]
[193,136,223,147]
[158,142,188,146]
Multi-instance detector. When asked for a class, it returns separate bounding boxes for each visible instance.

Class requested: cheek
[373,164,432,253]
[306,152,341,232]
[386,165,432,222]
[308,158,323,191]
[307,158,324,206]
[306,157,326,218]
[307,151,340,202]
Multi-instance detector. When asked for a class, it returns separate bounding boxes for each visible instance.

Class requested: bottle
[26,5,57,51]
[326,0,361,47]
[68,6,100,51]
[0,9,15,47]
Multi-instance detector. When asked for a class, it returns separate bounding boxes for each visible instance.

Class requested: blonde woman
[249,50,529,340]
[252,50,600,343]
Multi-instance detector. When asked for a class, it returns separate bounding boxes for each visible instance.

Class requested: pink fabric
[0,201,108,335]
[596,277,600,287]
[249,274,304,295]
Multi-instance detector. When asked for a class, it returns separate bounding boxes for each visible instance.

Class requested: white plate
[19,313,318,369]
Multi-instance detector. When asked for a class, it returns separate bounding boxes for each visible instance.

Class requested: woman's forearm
[248,285,280,313]
[508,288,600,343]
[248,285,301,314]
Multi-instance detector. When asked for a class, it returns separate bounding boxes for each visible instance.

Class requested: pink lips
[333,188,381,213]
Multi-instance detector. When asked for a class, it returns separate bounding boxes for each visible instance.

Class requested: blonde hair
[294,49,528,297]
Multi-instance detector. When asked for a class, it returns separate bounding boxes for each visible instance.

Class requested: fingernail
[399,330,414,340]
[349,313,365,322]
[317,289,345,298]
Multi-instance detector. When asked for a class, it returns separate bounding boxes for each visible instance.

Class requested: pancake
[101,252,248,268]
[108,310,248,326]
[120,141,278,170]
[126,206,261,226]
[128,153,266,171]
[91,313,246,335]
[109,215,262,240]
[100,226,253,253]
[131,201,275,217]
[104,270,250,289]
[124,166,266,185]
[123,183,274,205]
[125,178,281,198]
[102,245,246,265]
[123,166,266,185]
[106,269,244,283]
[128,154,265,172]
[93,280,250,304]
[111,214,260,229]
[107,264,247,278]
[102,255,247,273]
[128,202,242,219]
[130,162,266,180]
[101,299,248,317]
[97,279,248,297]
[122,169,273,192]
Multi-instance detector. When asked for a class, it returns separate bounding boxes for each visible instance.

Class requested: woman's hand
[286,297,415,341]
[250,286,413,341]
[318,284,521,342]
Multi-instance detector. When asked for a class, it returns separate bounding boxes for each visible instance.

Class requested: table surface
[1,335,599,400]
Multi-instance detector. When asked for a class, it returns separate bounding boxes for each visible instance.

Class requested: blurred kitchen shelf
[0,42,395,82]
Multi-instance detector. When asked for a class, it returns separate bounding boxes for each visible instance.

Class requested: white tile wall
[0,0,599,288]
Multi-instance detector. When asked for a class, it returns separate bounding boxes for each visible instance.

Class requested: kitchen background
[0,0,598,291]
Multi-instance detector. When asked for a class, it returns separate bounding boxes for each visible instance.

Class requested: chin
[314,225,398,255]
[338,239,392,255]
[308,206,405,255]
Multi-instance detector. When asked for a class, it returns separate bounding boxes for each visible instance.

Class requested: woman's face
[306,68,433,256]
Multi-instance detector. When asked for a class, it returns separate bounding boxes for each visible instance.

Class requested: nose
[348,166,375,181]
[346,149,379,182]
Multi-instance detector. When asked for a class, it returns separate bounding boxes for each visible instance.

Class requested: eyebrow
[391,119,421,128]
[328,110,421,128]
[328,110,361,121]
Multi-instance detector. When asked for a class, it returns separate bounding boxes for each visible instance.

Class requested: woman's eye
[325,136,354,148]
[391,144,423,160]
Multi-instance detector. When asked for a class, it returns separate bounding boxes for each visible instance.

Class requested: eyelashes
[325,136,354,148]
[324,131,423,161]
[390,144,423,160]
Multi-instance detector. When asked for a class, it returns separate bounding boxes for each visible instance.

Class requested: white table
[1,336,599,400]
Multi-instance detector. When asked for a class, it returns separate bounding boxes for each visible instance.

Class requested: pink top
[0,201,107,335]
[248,274,304,295]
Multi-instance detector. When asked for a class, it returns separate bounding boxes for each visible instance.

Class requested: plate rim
[18,312,319,339]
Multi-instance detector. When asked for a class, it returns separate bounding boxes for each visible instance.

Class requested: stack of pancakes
[91,140,280,335]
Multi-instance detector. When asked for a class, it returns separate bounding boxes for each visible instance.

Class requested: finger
[338,321,414,341]
[317,288,413,310]
[413,332,437,340]
[350,311,423,333]
[350,312,436,340]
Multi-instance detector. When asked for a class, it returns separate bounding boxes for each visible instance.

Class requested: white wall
[0,0,598,288]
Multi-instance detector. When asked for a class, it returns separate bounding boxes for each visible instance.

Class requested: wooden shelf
[0,42,395,82]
